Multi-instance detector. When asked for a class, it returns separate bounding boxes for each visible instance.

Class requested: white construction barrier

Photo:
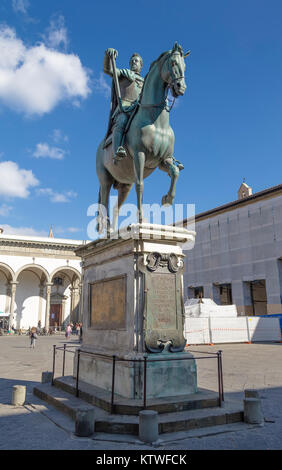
[184,298,237,318]
[184,318,210,344]
[247,317,281,342]
[210,317,249,344]
[184,316,281,345]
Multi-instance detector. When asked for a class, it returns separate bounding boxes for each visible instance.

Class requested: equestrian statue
[96,42,190,233]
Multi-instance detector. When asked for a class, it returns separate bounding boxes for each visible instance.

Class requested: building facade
[0,232,85,330]
[183,184,282,316]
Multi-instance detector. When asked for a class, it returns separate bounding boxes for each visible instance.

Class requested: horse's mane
[147,51,170,75]
[138,50,170,103]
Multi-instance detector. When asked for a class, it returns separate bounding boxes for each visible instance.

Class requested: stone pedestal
[74,223,197,400]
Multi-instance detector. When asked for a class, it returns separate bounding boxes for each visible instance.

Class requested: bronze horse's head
[161,42,190,98]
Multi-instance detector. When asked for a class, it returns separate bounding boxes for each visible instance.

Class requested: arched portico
[0,262,15,282]
[49,266,81,328]
[0,232,84,330]
[15,264,50,284]
[14,265,49,329]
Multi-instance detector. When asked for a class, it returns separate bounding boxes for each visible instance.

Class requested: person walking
[65,324,71,340]
[30,328,37,349]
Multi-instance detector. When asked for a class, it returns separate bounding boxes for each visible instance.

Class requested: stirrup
[113,146,127,162]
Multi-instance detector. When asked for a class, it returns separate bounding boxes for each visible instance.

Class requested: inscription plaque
[90,275,126,330]
[149,273,177,330]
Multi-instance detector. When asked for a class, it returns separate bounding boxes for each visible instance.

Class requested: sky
[0,0,281,239]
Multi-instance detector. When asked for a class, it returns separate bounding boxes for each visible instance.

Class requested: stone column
[74,287,80,322]
[69,287,75,323]
[38,284,45,326]
[5,284,11,315]
[8,282,18,330]
[70,286,80,323]
[44,283,53,329]
[62,296,68,326]
[78,282,83,322]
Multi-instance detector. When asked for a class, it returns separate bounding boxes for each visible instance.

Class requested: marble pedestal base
[74,350,197,399]
[74,223,197,400]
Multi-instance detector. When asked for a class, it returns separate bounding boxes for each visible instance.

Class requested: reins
[138,51,184,113]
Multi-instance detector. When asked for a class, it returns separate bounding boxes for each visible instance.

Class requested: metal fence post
[217,350,224,406]
[62,343,66,377]
[219,350,224,402]
[76,349,80,397]
[143,355,147,410]
[111,355,116,414]
[52,344,56,386]
[217,351,222,407]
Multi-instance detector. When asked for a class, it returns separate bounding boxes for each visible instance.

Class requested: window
[194,286,204,299]
[53,277,63,286]
[219,284,233,305]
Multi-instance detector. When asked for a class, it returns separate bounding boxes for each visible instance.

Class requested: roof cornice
[181,183,282,225]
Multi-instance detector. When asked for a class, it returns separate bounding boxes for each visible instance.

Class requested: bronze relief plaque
[90,275,126,330]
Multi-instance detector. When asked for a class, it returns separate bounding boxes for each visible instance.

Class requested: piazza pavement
[0,333,282,452]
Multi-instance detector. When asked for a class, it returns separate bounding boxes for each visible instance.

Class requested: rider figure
[103,48,144,163]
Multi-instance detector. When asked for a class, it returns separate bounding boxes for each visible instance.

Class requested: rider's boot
[113,129,127,163]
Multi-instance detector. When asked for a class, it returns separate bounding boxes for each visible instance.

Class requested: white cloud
[51,129,69,144]
[0,224,47,237]
[55,226,82,234]
[0,203,12,216]
[0,160,39,198]
[44,15,68,50]
[12,0,30,14]
[37,187,77,203]
[0,25,91,115]
[33,142,66,160]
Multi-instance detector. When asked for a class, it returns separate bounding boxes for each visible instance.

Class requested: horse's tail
[98,187,101,205]
[96,187,101,233]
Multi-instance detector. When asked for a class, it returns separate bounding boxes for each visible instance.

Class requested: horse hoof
[162,195,174,206]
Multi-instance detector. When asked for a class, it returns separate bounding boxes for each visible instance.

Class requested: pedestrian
[65,324,71,340]
[75,323,80,336]
[79,322,82,343]
[30,327,37,349]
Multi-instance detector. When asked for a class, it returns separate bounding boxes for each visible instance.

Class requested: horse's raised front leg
[160,158,180,206]
[133,151,145,223]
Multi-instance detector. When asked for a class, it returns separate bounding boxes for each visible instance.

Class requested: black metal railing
[51,345,224,412]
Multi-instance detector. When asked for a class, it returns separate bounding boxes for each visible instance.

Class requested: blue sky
[0,0,281,239]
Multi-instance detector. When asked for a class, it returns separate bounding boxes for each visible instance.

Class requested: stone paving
[0,334,282,450]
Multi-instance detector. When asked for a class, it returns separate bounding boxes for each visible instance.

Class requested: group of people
[65,322,82,342]
[28,320,83,348]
